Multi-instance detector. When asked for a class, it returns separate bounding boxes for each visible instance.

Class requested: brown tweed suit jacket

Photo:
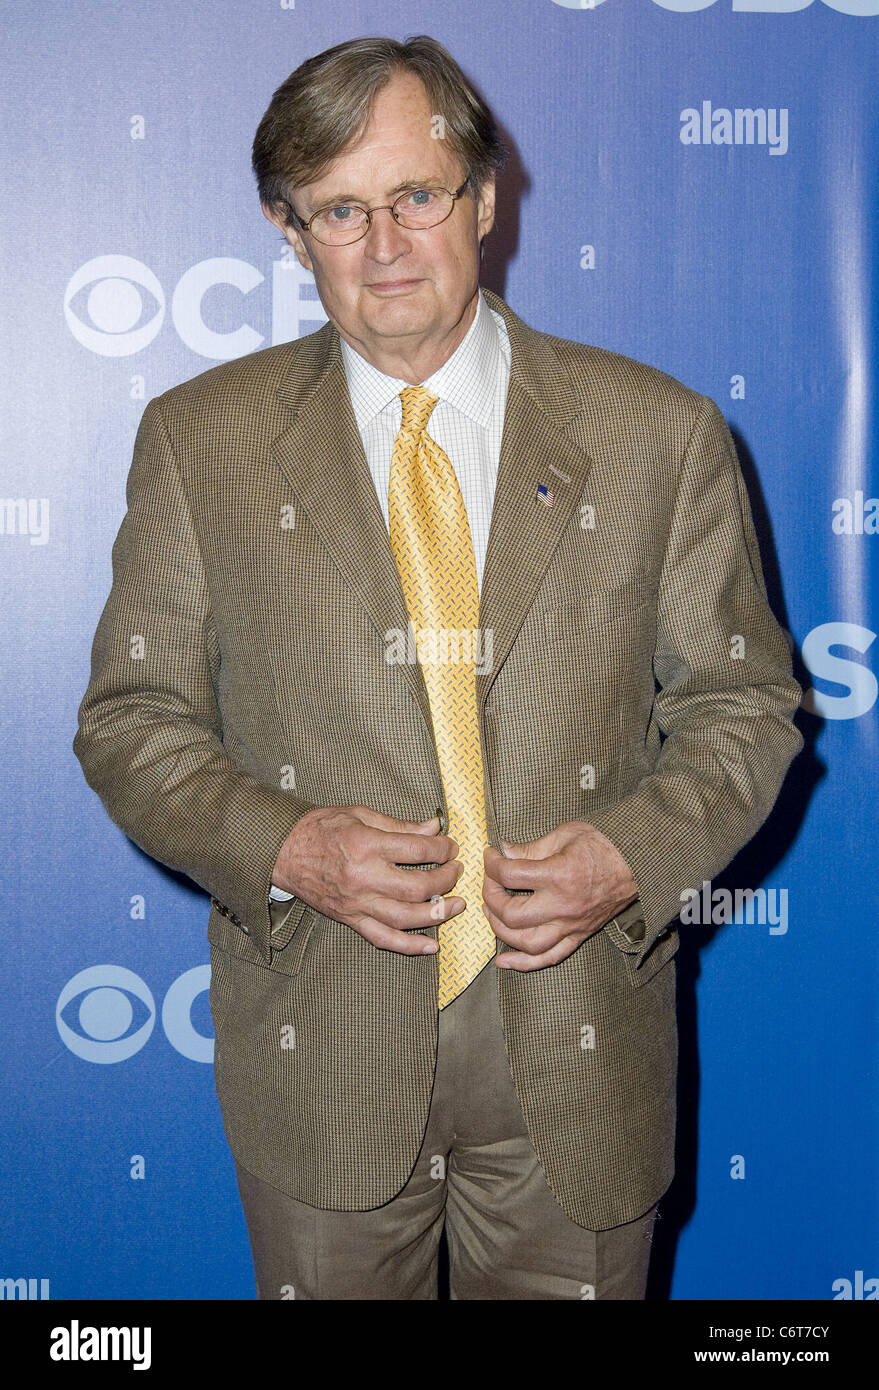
[74,287,802,1229]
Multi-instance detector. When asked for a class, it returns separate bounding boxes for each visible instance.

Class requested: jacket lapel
[269,289,598,727]
[270,328,436,728]
[455,290,600,705]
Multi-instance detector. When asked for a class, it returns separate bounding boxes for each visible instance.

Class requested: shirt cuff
[603,898,647,953]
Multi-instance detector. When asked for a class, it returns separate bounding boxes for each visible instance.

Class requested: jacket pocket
[267,906,319,980]
[539,574,651,631]
[621,925,680,988]
[207,899,318,981]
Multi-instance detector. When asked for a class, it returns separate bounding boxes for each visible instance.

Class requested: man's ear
[261,201,314,272]
[475,174,496,244]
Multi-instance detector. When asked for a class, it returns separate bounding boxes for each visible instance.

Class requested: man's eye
[400,189,436,209]
[328,206,356,222]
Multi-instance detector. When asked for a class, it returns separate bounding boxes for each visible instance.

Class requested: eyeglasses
[287,177,471,246]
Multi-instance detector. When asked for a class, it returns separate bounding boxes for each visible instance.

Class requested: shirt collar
[340,288,504,434]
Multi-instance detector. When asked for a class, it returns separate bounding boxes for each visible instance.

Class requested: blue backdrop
[2,0,877,1300]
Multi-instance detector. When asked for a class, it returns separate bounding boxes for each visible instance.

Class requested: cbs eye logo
[64,256,166,357]
[56,963,213,1064]
[63,252,326,359]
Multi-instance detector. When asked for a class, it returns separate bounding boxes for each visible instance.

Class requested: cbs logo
[63,253,327,360]
[802,621,877,720]
[56,963,213,1064]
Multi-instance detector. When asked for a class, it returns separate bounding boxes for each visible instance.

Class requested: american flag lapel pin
[536,482,554,507]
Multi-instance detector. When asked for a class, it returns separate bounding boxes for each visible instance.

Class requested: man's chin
[360,298,438,340]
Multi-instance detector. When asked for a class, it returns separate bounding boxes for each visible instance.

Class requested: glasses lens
[311,205,369,244]
[393,188,453,229]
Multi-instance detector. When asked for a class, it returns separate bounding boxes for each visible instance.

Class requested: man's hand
[271,806,464,956]
[483,821,639,972]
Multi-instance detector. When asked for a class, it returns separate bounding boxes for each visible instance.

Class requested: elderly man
[74,34,802,1300]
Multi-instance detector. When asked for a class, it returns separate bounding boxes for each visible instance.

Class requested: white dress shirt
[270,289,511,901]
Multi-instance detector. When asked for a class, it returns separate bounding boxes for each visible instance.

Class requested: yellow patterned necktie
[388,385,496,1008]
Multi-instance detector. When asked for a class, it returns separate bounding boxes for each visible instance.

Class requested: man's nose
[362,207,412,260]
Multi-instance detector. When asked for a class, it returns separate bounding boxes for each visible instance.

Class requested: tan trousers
[233,957,658,1300]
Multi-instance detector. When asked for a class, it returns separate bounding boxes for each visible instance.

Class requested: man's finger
[365,891,466,931]
[484,843,552,889]
[482,896,562,952]
[355,806,446,835]
[345,808,459,864]
[354,916,439,955]
[380,828,459,865]
[495,941,575,972]
[483,895,590,970]
[482,871,549,928]
[386,859,463,903]
[499,831,555,857]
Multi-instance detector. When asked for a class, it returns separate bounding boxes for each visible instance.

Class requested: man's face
[263,70,495,366]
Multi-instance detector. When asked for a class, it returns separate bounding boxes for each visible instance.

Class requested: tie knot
[399,385,439,435]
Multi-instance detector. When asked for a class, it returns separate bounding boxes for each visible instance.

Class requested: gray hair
[252,35,507,225]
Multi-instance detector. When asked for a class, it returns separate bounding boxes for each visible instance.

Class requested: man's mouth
[365,278,423,294]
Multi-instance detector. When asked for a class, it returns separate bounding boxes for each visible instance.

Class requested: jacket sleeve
[73,396,317,964]
[589,394,803,959]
